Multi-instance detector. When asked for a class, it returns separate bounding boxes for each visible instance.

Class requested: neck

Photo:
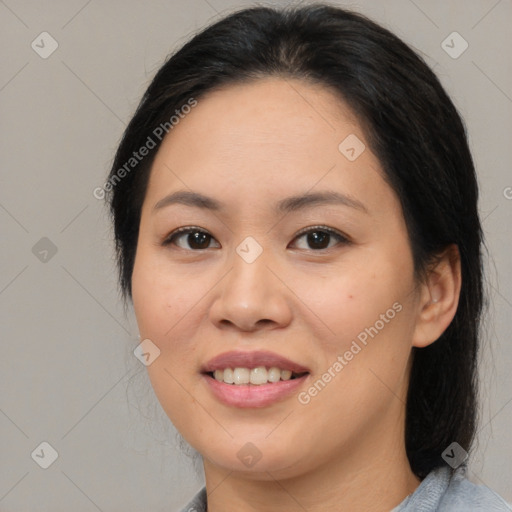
[202,427,420,512]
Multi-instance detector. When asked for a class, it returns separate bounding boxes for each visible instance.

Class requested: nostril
[255,319,274,327]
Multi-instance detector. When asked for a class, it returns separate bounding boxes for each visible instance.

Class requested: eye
[163,227,220,250]
[163,225,350,252]
[290,226,350,251]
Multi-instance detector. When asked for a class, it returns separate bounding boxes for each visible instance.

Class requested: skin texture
[131,78,461,512]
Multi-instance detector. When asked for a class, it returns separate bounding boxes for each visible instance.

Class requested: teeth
[223,368,234,384]
[280,369,292,380]
[250,366,268,385]
[268,367,281,383]
[211,366,301,385]
[233,367,250,385]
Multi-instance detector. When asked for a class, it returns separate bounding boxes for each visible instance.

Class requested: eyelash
[162,225,351,251]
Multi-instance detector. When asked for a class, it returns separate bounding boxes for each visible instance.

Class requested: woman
[106,4,510,511]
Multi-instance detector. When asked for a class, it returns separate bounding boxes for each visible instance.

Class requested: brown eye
[291,226,349,251]
[164,228,220,250]
[185,231,212,249]
[306,231,330,249]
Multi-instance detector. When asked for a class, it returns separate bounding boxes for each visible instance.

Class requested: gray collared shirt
[178,466,511,511]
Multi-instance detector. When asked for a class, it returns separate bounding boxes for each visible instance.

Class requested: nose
[208,249,293,333]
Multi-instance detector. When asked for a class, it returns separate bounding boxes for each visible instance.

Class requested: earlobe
[412,244,462,348]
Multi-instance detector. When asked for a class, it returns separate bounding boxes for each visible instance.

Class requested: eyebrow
[153,190,368,214]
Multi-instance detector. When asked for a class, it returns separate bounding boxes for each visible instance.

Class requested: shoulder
[438,467,511,511]
[180,472,511,512]
[393,466,510,512]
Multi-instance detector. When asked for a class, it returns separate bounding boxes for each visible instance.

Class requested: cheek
[293,252,414,352]
[131,250,206,428]
[131,247,202,341]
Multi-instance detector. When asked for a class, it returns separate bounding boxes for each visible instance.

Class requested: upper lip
[202,350,310,374]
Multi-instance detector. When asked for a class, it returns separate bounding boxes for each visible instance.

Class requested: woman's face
[131,78,425,479]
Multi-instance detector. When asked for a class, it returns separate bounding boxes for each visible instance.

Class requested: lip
[203,373,309,408]
[202,350,310,374]
[201,350,310,408]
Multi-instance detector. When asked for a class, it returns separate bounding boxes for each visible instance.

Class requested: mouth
[205,367,309,385]
[201,350,310,408]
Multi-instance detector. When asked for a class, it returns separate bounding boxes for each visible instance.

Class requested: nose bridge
[209,238,292,331]
[230,241,269,293]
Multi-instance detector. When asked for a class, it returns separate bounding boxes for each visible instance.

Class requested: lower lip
[203,374,309,408]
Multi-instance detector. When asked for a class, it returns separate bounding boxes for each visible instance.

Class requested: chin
[198,438,309,479]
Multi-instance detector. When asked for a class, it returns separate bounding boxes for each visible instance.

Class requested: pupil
[189,232,210,249]
[308,231,329,249]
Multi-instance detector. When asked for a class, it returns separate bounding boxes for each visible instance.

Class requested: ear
[412,244,461,348]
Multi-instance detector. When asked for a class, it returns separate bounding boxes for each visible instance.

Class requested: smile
[209,367,306,385]
[201,350,310,408]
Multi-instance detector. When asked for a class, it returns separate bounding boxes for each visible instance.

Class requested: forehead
[170,77,360,149]
[143,77,392,216]
[154,77,361,164]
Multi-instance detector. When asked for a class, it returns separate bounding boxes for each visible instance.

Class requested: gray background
[1,0,511,510]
